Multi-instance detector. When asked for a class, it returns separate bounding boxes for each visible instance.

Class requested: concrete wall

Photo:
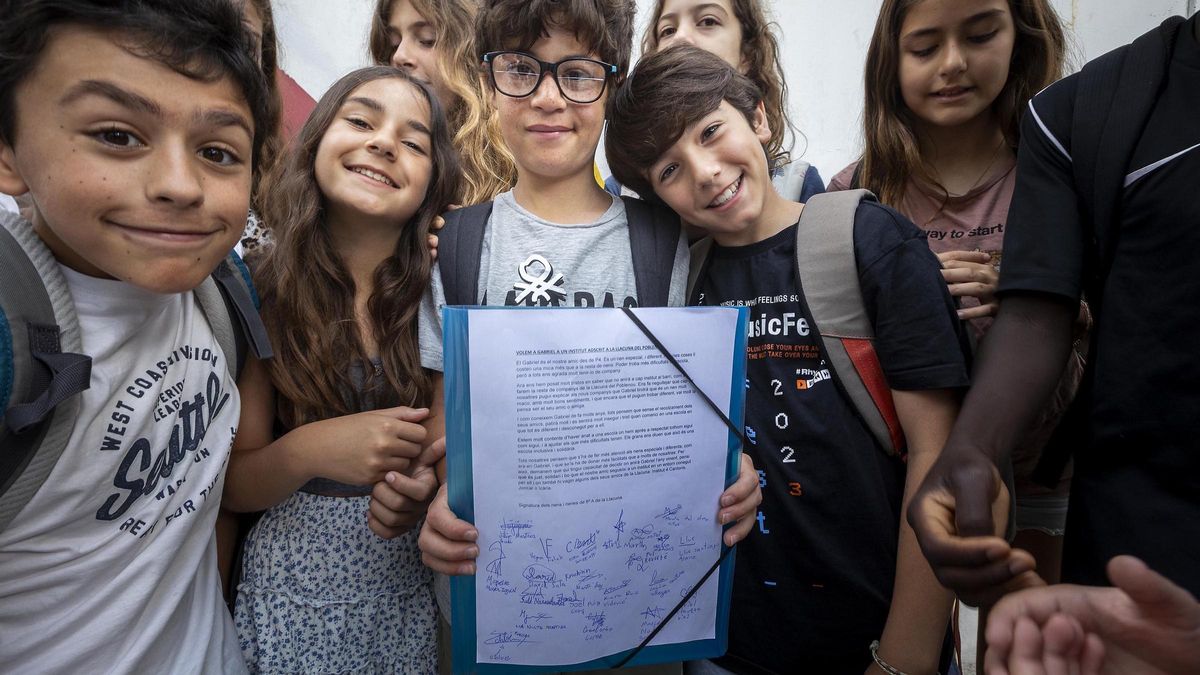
[271,0,1193,179]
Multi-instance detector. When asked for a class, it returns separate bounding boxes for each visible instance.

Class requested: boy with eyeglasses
[404,1,762,672]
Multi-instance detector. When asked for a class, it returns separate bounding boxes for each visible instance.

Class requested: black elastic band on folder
[609,308,745,669]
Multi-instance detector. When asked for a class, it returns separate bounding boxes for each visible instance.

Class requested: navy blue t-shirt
[697,202,970,674]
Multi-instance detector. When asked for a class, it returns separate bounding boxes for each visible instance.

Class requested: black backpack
[436,197,682,307]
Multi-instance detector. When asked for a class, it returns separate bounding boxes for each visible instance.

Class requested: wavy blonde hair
[642,0,793,162]
[370,0,515,205]
[859,0,1066,206]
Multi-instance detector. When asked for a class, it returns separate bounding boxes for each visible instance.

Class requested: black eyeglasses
[482,51,618,104]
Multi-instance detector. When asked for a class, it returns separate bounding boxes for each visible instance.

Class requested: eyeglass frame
[481,50,619,104]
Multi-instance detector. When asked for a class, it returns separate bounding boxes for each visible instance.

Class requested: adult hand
[938,250,999,320]
[299,406,428,486]
[906,443,1038,607]
[418,482,479,575]
[985,556,1200,675]
[368,437,446,539]
[719,453,762,547]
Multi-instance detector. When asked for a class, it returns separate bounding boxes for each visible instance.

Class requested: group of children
[0,0,1194,674]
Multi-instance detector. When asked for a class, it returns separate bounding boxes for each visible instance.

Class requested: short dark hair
[474,0,636,80]
[0,0,271,169]
[607,45,763,199]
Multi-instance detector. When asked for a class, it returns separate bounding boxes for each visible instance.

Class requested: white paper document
[459,307,743,667]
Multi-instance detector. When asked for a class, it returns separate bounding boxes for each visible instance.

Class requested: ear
[751,101,771,145]
[0,138,30,197]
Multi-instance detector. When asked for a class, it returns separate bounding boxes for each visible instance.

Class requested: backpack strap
[770,158,812,202]
[195,251,273,381]
[621,196,681,307]
[0,211,90,531]
[686,237,715,306]
[1073,16,1184,305]
[437,202,495,306]
[794,190,905,456]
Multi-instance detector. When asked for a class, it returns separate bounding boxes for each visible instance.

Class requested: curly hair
[245,0,284,213]
[858,0,1066,207]
[253,66,461,428]
[369,0,515,205]
[641,0,792,161]
[475,0,637,78]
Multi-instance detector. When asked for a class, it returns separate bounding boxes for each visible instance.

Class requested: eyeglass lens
[491,52,608,103]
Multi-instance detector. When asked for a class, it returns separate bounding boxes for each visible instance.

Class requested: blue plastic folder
[442,306,748,673]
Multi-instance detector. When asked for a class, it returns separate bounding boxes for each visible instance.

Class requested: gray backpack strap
[0,211,89,531]
[795,190,904,455]
[622,196,682,307]
[197,252,272,380]
[771,158,812,201]
[438,202,494,306]
[686,236,715,305]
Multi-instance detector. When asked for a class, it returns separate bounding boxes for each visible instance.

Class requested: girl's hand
[418,483,479,575]
[720,453,763,547]
[938,250,999,320]
[368,438,446,539]
[301,406,429,486]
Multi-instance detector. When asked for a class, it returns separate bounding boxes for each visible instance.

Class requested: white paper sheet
[464,307,741,667]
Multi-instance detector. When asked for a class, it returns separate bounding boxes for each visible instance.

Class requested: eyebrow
[195,109,254,138]
[658,3,729,25]
[346,96,385,113]
[59,79,162,117]
[408,119,431,136]
[902,9,1006,40]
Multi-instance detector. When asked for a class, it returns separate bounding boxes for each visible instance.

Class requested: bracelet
[869,641,908,675]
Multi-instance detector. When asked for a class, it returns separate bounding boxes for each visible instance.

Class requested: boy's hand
[427,204,460,261]
[300,406,428,486]
[719,453,762,547]
[367,437,446,539]
[419,482,479,575]
[938,250,999,320]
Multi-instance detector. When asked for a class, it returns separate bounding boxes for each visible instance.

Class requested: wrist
[870,640,939,675]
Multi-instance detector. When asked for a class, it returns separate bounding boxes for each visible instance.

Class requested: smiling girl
[369,0,516,205]
[221,66,460,672]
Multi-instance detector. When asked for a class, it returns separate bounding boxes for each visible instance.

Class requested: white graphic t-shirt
[0,266,246,674]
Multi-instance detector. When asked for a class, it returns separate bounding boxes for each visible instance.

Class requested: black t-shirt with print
[700,203,970,674]
[999,14,1200,594]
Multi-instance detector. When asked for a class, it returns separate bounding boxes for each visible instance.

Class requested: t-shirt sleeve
[418,260,447,372]
[798,165,826,202]
[997,78,1086,302]
[855,202,972,391]
[826,162,858,192]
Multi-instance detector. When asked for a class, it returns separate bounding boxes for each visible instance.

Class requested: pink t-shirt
[828,158,1015,338]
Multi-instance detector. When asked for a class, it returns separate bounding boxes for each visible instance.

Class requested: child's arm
[221,356,429,513]
[871,387,960,675]
[367,373,445,539]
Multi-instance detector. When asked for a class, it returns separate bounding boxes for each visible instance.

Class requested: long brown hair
[369,0,515,205]
[642,0,792,161]
[245,0,284,213]
[860,0,1066,206]
[254,66,461,428]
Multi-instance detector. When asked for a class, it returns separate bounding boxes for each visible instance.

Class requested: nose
[940,40,967,76]
[146,145,204,207]
[530,69,565,110]
[367,130,397,161]
[391,41,414,70]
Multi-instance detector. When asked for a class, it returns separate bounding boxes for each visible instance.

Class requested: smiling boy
[0,1,269,671]
[608,46,971,674]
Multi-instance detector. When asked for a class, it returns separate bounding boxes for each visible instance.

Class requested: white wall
[273,0,1194,181]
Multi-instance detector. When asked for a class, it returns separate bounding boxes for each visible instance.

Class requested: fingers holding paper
[419,482,479,575]
[720,452,762,547]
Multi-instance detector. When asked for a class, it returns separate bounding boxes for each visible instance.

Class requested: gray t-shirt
[419,189,689,371]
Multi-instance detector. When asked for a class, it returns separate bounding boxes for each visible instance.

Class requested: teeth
[710,177,741,207]
[351,166,396,187]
